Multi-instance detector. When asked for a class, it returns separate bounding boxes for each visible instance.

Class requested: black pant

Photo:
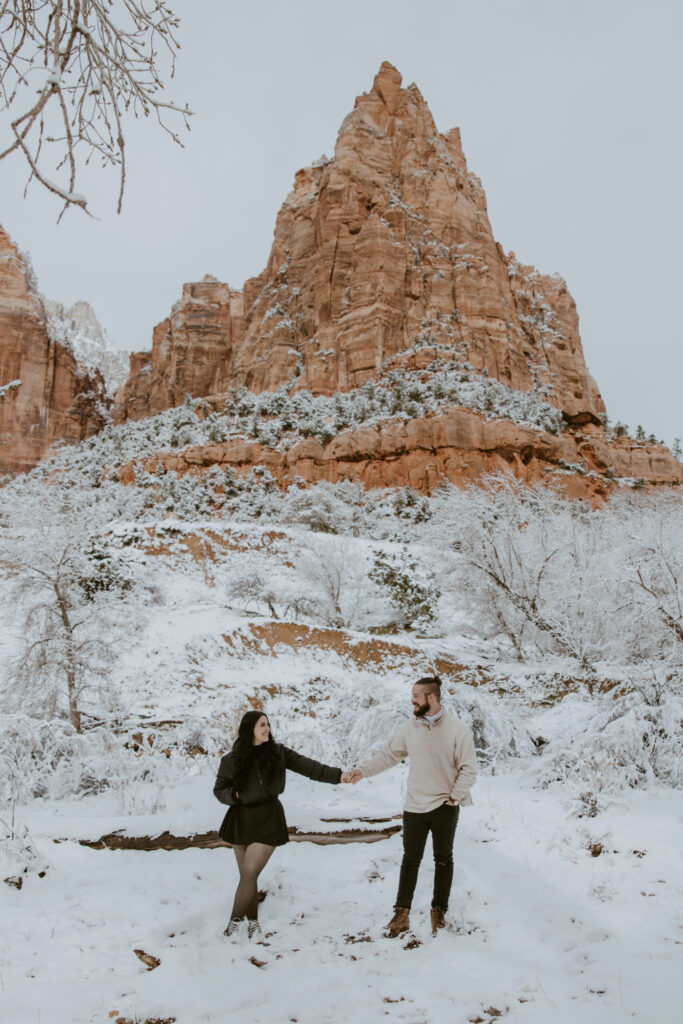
[395,803,459,911]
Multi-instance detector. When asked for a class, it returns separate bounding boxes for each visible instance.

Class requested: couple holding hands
[213,676,478,940]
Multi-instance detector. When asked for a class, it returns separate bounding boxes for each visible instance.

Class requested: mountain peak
[371,61,403,111]
[117,61,606,426]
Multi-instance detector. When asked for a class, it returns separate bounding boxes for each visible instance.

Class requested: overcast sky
[2,0,681,445]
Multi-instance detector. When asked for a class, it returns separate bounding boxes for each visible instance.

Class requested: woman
[213,709,349,938]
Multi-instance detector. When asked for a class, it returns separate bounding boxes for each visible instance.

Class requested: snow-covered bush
[0,815,47,883]
[531,670,683,809]
[369,546,440,630]
[281,480,369,535]
[0,712,230,810]
[446,684,536,764]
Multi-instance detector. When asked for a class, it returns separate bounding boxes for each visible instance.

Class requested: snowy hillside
[1,466,681,1023]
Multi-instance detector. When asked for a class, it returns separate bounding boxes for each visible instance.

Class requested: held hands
[341,769,363,784]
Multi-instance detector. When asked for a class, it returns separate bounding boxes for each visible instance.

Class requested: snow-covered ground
[2,770,681,1024]
[1,488,681,1023]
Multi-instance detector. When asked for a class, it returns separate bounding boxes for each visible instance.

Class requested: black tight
[230,842,275,921]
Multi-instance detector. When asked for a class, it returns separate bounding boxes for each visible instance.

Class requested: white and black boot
[224,917,243,938]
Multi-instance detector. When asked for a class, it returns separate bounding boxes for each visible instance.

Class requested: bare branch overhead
[0,0,191,216]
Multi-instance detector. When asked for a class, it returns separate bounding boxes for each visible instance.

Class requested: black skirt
[220,798,289,847]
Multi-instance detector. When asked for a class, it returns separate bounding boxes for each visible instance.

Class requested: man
[349,676,477,937]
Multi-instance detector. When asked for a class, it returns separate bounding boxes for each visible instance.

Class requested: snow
[44,181,88,204]
[3,773,681,1024]
[0,378,22,399]
[23,354,566,486]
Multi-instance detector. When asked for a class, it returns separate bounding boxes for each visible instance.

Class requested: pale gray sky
[2,0,681,445]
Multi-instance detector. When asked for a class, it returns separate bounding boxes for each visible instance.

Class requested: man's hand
[445,798,457,806]
[341,769,363,784]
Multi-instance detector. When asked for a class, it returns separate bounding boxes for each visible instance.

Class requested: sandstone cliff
[115,276,243,419]
[115,62,605,426]
[0,227,108,474]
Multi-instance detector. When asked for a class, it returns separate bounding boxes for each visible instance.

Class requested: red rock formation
[116,62,605,425]
[0,226,108,474]
[114,276,243,418]
[112,403,682,502]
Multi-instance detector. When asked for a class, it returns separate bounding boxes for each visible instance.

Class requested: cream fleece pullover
[357,710,477,813]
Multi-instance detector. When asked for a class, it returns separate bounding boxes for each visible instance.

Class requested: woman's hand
[341,770,362,784]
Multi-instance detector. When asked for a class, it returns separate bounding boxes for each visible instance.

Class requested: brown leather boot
[385,907,410,938]
[430,907,446,934]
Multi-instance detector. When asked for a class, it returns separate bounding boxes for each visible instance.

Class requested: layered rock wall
[114,402,682,502]
[0,227,108,474]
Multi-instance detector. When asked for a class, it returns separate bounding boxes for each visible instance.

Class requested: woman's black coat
[213,743,341,844]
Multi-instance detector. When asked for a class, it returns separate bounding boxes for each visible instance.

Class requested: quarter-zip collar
[419,708,444,729]
[424,708,443,724]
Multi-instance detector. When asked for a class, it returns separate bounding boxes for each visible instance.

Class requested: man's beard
[412,700,430,718]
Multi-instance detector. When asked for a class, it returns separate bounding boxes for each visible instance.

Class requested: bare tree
[0,0,190,215]
[228,568,282,620]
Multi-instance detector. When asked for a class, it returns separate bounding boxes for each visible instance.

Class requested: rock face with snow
[115,62,605,426]
[2,65,678,491]
[45,299,130,397]
[0,227,108,474]
[114,277,244,419]
[114,402,681,502]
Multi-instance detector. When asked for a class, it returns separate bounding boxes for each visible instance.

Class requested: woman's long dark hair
[231,710,281,787]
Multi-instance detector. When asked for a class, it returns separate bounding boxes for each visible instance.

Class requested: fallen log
[70,824,401,852]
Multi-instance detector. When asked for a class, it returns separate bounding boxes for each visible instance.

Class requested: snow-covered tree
[430,478,683,675]
[431,478,615,671]
[281,480,368,536]
[0,484,136,730]
[292,534,375,630]
[622,493,683,649]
